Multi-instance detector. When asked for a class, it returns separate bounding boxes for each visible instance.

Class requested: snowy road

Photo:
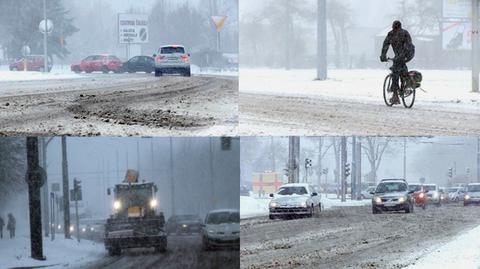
[0,73,237,136]
[240,92,480,136]
[240,204,480,269]
[78,234,239,269]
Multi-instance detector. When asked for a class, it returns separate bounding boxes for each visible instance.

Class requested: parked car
[9,55,52,72]
[166,214,203,235]
[71,54,123,73]
[202,209,239,250]
[464,183,480,206]
[123,56,154,73]
[371,179,414,214]
[268,183,322,219]
[360,186,376,199]
[154,45,191,77]
[424,184,441,206]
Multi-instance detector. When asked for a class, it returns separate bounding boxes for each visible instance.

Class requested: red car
[409,183,428,210]
[9,55,52,72]
[71,54,123,73]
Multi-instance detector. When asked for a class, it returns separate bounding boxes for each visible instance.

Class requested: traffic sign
[118,13,149,44]
[211,15,227,32]
[39,19,54,34]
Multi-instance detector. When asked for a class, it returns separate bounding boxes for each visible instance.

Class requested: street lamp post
[43,0,48,73]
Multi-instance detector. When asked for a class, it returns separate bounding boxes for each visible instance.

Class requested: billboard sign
[118,13,149,44]
[443,0,471,18]
[442,21,472,50]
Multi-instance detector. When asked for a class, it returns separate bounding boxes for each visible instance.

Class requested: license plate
[384,202,396,207]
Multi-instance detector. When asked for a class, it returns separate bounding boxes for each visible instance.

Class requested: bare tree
[361,137,392,184]
[327,0,352,68]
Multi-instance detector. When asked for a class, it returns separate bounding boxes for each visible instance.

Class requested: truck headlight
[374,197,382,204]
[398,196,406,203]
[150,199,158,208]
[113,200,121,210]
[269,202,278,208]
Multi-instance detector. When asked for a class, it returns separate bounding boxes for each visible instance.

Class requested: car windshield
[375,182,407,193]
[408,185,421,192]
[206,211,239,224]
[176,215,199,221]
[277,186,308,195]
[446,188,459,193]
[160,46,185,54]
[108,55,120,61]
[467,185,480,192]
[424,185,437,191]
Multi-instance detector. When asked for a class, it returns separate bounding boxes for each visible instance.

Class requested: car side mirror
[369,191,375,195]
[153,54,157,58]
[188,53,191,57]
[408,190,414,194]
[269,193,274,198]
[107,188,111,195]
[312,192,318,196]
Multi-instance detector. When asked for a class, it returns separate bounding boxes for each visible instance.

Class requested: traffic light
[345,163,351,177]
[72,179,82,201]
[448,168,453,178]
[305,158,312,168]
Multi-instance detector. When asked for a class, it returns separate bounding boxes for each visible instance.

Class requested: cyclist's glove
[380,55,387,62]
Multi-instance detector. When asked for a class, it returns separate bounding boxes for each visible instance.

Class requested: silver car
[464,183,480,206]
[154,45,191,77]
[268,183,322,219]
[202,209,240,250]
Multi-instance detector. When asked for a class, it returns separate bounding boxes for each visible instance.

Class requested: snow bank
[0,65,80,82]
[240,68,480,110]
[240,194,371,219]
[0,234,105,269]
[406,224,480,269]
[191,65,238,77]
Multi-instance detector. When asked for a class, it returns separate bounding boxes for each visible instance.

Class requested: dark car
[371,179,414,214]
[166,214,203,235]
[123,56,154,73]
[9,55,52,72]
[71,54,123,73]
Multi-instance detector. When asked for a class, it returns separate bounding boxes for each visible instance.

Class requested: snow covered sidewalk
[240,68,480,110]
[0,234,105,269]
[0,65,81,82]
[406,224,480,269]
[240,194,371,219]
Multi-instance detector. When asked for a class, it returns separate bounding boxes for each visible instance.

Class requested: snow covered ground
[0,234,105,269]
[240,194,371,219]
[240,68,480,110]
[406,224,480,269]
[0,65,81,82]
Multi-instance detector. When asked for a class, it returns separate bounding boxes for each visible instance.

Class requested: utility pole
[285,0,292,70]
[50,192,55,241]
[41,138,49,237]
[209,138,216,208]
[477,136,480,182]
[61,136,71,239]
[43,0,48,73]
[403,137,407,180]
[73,178,81,243]
[316,0,327,80]
[473,0,480,92]
[340,137,347,202]
[270,137,276,171]
[351,137,357,200]
[318,137,323,189]
[26,137,45,260]
[169,137,175,216]
[288,137,300,183]
[356,141,362,200]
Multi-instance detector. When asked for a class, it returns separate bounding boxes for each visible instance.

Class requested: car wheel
[155,69,161,77]
[422,203,426,210]
[308,205,314,218]
[372,207,380,214]
[155,245,167,253]
[268,214,275,220]
[184,68,191,77]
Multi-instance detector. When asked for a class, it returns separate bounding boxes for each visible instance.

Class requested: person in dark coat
[0,215,4,238]
[7,213,15,238]
[380,20,414,104]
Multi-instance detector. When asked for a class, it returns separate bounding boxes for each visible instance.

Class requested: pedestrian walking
[7,213,15,239]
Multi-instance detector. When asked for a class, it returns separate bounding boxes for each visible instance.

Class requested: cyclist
[380,20,415,104]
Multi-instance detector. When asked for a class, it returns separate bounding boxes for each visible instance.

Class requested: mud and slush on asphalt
[240,204,480,269]
[0,74,237,136]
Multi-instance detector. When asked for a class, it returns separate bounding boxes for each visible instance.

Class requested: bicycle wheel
[400,82,416,108]
[383,74,394,106]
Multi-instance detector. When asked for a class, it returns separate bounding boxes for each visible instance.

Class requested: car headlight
[465,194,471,200]
[150,199,158,208]
[82,228,86,232]
[90,227,94,232]
[208,230,215,234]
[269,202,278,208]
[300,201,307,208]
[182,224,187,228]
[70,225,74,232]
[113,200,121,210]
[57,225,62,230]
[398,196,406,203]
[419,193,425,199]
[433,192,439,198]
[374,197,382,204]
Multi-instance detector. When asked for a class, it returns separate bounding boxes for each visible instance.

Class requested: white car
[202,209,239,250]
[268,183,322,219]
[424,183,441,206]
[360,186,376,199]
[154,45,191,77]
[464,183,480,206]
[446,187,463,202]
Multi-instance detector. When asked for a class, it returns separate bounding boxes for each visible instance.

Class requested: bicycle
[383,58,421,108]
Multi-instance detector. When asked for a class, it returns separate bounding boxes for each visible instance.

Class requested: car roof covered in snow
[467,183,480,186]
[161,44,185,48]
[207,209,239,214]
[279,183,310,188]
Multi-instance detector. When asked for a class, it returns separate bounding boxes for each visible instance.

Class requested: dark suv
[371,179,414,214]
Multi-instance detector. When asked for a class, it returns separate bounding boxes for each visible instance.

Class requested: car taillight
[181,54,189,63]
[156,55,165,62]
